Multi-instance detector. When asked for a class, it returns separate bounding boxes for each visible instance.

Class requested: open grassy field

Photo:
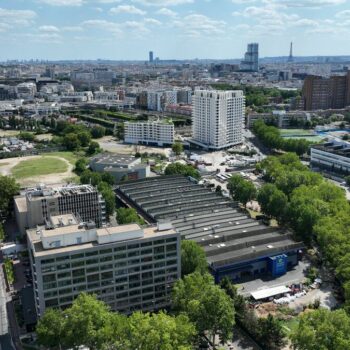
[280,129,314,136]
[43,151,81,165]
[11,157,68,179]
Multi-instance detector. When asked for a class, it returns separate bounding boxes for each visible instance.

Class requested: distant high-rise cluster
[241,43,259,72]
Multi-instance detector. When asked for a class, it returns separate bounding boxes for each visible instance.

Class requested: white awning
[251,286,291,300]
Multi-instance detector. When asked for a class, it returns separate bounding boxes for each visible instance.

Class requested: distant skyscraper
[240,43,259,72]
[149,51,154,63]
[288,42,294,63]
[191,90,245,150]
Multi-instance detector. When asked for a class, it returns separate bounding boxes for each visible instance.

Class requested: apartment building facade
[15,185,106,235]
[302,72,350,110]
[192,90,245,150]
[27,215,180,317]
[124,120,175,147]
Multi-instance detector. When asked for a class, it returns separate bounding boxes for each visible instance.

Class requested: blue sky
[1,0,350,60]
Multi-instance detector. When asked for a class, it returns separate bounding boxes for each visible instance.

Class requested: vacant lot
[11,157,68,179]
[0,152,78,186]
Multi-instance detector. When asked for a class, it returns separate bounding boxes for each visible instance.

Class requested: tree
[0,176,20,218]
[291,309,350,350]
[36,308,67,349]
[101,172,115,185]
[227,175,256,207]
[181,240,207,277]
[219,277,245,320]
[116,207,143,225]
[172,142,184,156]
[98,182,116,217]
[18,131,35,142]
[63,293,113,350]
[257,184,288,223]
[345,175,350,187]
[257,314,287,350]
[74,158,88,175]
[87,141,101,155]
[91,125,106,139]
[172,272,235,349]
[126,311,196,350]
[63,132,80,151]
[165,163,200,179]
[78,131,92,147]
[215,185,222,194]
[80,170,102,186]
[0,223,4,241]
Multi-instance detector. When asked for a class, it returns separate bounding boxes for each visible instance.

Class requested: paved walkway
[0,268,8,336]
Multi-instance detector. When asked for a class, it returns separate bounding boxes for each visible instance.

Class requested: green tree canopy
[164,163,200,179]
[116,207,143,225]
[227,175,256,207]
[172,272,235,349]
[78,131,92,147]
[181,240,207,277]
[74,158,88,175]
[172,142,184,156]
[63,132,80,151]
[257,183,288,223]
[291,309,350,350]
[91,125,106,139]
[0,175,20,218]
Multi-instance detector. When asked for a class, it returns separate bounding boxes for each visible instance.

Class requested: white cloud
[95,0,121,3]
[82,19,122,34]
[0,8,36,27]
[232,0,257,4]
[266,0,345,7]
[336,10,350,18]
[132,0,193,6]
[110,5,146,15]
[173,13,226,37]
[156,7,177,16]
[38,0,84,6]
[62,26,83,32]
[144,18,162,25]
[39,25,60,32]
[22,32,62,44]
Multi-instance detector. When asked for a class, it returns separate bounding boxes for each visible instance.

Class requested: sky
[1,0,350,60]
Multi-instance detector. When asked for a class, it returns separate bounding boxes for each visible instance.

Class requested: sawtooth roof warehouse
[116,175,305,283]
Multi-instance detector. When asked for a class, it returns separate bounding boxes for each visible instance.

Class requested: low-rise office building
[124,120,174,147]
[311,140,350,175]
[247,110,310,128]
[90,154,150,182]
[27,214,180,316]
[15,185,106,235]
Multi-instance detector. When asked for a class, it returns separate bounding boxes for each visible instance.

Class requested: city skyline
[1,0,350,61]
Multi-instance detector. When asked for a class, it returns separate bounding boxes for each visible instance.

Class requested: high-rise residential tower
[149,51,154,63]
[240,43,259,72]
[191,90,245,150]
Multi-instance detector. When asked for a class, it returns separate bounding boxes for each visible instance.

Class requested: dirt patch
[97,136,171,156]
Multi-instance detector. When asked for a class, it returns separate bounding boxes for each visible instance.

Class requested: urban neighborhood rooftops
[312,140,350,158]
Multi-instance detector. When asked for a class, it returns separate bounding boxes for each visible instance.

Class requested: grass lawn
[43,151,81,165]
[11,157,68,179]
[281,318,299,335]
[280,129,314,136]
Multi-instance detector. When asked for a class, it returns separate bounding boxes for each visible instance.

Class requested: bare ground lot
[97,136,172,156]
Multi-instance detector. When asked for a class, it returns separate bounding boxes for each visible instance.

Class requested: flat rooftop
[116,176,304,269]
[27,222,176,257]
[91,153,139,166]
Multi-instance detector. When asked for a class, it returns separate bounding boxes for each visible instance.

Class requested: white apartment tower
[192,90,245,150]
